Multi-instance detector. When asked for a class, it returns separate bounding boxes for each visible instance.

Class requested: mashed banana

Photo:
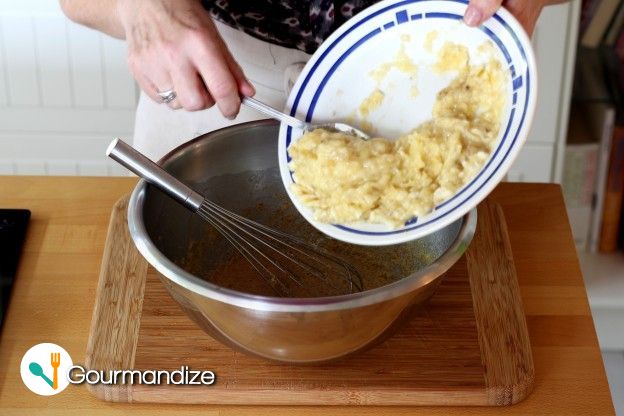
[369,42,418,82]
[288,42,507,227]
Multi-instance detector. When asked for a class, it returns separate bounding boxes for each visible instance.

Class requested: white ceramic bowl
[278,0,537,246]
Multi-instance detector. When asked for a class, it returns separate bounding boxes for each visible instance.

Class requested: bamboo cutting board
[85,196,533,406]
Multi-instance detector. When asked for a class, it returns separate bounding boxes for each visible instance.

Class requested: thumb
[464,0,503,27]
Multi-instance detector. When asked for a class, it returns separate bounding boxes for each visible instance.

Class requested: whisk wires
[196,200,364,297]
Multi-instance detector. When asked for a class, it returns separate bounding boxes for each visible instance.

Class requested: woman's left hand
[463,0,568,35]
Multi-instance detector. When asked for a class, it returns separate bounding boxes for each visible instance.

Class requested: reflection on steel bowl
[127,120,476,363]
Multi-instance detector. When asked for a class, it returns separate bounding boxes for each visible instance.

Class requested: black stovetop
[0,209,30,332]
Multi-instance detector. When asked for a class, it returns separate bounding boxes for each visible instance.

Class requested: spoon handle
[38,373,54,387]
[242,97,309,131]
[28,366,54,387]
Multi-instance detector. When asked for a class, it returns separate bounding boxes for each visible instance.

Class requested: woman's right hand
[117,0,255,117]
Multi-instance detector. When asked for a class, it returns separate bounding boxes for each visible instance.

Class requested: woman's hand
[117,0,254,117]
[463,0,568,35]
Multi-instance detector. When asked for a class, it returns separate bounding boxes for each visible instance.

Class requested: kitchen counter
[0,176,615,415]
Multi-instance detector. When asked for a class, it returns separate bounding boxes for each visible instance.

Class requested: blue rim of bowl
[283,0,532,237]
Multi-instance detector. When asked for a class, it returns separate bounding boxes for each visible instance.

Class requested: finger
[133,71,163,103]
[193,44,242,119]
[169,61,212,112]
[504,0,543,36]
[464,0,503,27]
[135,56,174,102]
[148,74,181,110]
[128,56,165,103]
[197,79,216,109]
[133,69,180,109]
[223,50,256,97]
[149,73,182,110]
[166,97,182,110]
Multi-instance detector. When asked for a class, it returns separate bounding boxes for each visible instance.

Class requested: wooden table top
[0,176,614,415]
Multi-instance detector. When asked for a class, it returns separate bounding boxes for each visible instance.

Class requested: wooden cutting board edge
[85,194,147,403]
[84,195,534,406]
[466,202,534,405]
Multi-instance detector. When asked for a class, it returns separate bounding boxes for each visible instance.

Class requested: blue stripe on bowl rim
[284,0,531,236]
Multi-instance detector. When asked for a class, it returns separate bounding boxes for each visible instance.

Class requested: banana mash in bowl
[288,42,506,228]
[278,0,537,246]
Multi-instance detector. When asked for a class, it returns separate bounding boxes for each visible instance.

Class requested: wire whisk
[107,138,364,297]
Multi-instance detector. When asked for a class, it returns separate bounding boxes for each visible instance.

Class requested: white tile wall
[35,16,73,107]
[2,16,40,107]
[0,0,137,176]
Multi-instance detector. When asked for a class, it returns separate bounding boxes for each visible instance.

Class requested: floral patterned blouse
[201,0,378,53]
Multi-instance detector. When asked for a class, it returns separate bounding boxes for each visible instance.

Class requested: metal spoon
[242,96,370,140]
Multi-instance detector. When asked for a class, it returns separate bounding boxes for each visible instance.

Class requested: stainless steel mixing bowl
[127,119,476,363]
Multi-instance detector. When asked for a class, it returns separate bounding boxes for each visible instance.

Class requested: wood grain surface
[0,177,615,415]
[85,196,533,406]
[465,203,533,405]
[85,195,147,403]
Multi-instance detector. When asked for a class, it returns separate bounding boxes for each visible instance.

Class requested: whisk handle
[106,138,204,211]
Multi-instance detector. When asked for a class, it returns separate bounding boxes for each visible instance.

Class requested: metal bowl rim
[127,120,477,312]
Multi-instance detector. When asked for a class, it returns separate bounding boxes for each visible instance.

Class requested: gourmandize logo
[20,343,73,396]
[20,343,217,394]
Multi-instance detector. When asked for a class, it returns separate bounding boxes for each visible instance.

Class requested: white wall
[0,0,137,176]
[506,0,579,183]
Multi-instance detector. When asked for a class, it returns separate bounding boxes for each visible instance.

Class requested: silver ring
[157,89,177,104]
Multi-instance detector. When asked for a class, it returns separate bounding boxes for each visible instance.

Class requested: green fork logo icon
[20,343,73,396]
